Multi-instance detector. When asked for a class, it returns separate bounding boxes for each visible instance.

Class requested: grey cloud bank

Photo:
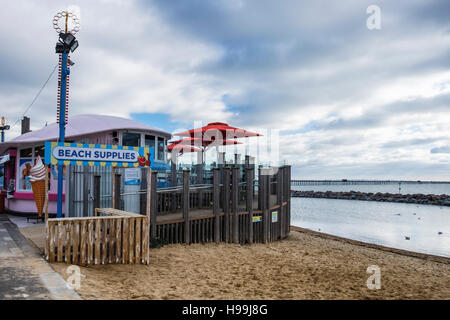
[0,0,449,179]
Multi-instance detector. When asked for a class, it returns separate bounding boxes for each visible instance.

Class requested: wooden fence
[149,166,291,245]
[45,208,150,266]
[45,165,291,265]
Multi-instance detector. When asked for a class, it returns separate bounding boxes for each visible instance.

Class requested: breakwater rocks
[291,190,450,206]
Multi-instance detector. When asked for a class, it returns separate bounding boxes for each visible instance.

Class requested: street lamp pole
[53,10,80,217]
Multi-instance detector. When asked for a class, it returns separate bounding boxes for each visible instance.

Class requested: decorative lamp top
[52,10,80,35]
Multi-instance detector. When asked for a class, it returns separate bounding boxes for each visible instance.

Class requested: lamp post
[52,10,80,217]
[0,117,10,143]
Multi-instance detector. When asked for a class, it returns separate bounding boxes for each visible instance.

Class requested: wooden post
[151,170,157,239]
[93,175,101,212]
[223,167,231,243]
[213,168,220,244]
[114,172,121,210]
[183,170,190,244]
[246,167,254,244]
[232,167,239,244]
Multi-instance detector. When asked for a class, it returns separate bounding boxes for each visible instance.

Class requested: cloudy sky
[1,0,449,179]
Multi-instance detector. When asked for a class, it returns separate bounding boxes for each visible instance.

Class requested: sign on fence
[252,216,262,223]
[44,141,154,168]
[271,211,278,223]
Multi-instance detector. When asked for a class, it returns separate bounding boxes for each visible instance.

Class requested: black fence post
[246,168,254,244]
[232,167,239,244]
[183,170,190,244]
[278,167,284,239]
[114,172,121,210]
[93,175,101,212]
[223,167,231,243]
[213,168,220,244]
[151,171,158,239]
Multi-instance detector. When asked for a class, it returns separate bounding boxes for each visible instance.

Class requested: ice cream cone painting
[29,156,47,217]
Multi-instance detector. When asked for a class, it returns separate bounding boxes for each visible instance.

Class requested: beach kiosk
[0,114,171,217]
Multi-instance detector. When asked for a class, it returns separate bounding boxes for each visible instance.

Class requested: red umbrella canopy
[173,122,262,140]
[169,136,242,148]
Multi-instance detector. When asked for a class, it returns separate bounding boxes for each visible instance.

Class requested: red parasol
[173,122,262,139]
[169,137,242,149]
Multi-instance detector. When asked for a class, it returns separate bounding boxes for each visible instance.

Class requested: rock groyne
[291,190,450,206]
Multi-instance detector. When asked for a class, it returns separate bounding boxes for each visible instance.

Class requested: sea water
[291,197,450,258]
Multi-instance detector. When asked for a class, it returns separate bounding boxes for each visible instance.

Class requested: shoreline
[291,190,450,206]
[290,226,449,264]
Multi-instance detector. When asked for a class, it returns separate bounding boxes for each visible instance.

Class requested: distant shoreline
[291,190,450,206]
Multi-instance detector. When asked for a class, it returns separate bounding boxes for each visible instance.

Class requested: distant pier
[290,180,450,186]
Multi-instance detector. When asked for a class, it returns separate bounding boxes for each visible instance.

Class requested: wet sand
[50,228,450,300]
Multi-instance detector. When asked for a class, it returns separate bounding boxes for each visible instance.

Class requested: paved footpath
[0,216,80,300]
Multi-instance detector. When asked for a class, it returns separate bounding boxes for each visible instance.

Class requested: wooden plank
[135,218,141,263]
[94,219,101,265]
[122,218,129,264]
[183,170,190,244]
[232,167,239,244]
[80,221,87,265]
[48,222,55,262]
[116,218,122,263]
[88,220,94,265]
[223,167,231,243]
[142,218,149,264]
[129,218,135,264]
[45,220,50,261]
[65,223,72,263]
[102,218,108,264]
[73,221,79,265]
[109,219,115,263]
[57,221,63,262]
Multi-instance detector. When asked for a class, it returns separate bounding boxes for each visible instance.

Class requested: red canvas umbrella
[173,122,262,139]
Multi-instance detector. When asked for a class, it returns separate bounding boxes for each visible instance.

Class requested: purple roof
[0,114,171,153]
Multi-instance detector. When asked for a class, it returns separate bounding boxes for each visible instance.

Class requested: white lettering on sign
[52,146,140,163]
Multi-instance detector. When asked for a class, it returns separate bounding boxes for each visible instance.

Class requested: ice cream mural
[29,156,47,217]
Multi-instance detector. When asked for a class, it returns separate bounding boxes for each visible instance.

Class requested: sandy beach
[47,228,450,300]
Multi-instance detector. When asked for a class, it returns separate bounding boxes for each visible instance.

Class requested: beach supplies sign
[44,141,153,168]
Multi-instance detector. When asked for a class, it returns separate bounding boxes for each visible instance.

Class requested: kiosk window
[122,132,141,147]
